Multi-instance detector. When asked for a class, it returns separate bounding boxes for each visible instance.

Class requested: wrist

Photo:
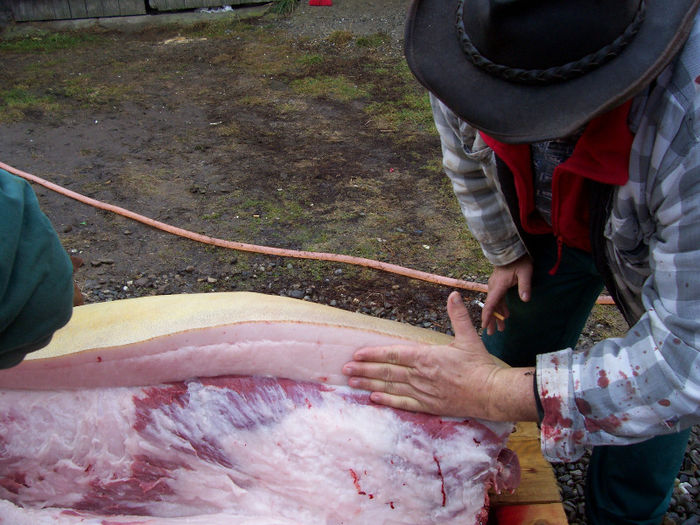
[486,366,539,422]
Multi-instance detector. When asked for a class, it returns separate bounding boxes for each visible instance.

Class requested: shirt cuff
[480,236,528,267]
[536,348,587,462]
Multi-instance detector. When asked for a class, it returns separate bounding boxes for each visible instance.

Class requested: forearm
[431,94,526,265]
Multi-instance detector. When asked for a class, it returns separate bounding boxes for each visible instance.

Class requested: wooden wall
[7,0,250,22]
[149,0,245,10]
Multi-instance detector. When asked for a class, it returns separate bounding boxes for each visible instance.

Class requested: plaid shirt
[431,16,700,461]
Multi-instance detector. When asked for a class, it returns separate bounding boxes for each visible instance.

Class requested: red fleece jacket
[480,101,634,272]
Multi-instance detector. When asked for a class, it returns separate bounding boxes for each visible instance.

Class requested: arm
[0,169,74,368]
[431,94,527,266]
[536,36,700,460]
[431,95,532,330]
[537,153,700,461]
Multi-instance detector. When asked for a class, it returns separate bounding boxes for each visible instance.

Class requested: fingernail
[451,292,462,304]
[342,365,353,375]
[520,291,529,301]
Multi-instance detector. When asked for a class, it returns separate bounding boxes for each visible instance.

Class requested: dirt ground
[0,2,623,346]
[0,0,631,351]
[0,1,476,328]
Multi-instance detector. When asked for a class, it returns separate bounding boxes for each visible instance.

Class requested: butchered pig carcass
[0,292,520,524]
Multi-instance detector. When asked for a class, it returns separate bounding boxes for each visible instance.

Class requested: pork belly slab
[0,292,519,524]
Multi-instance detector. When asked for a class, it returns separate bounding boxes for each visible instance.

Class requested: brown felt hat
[405,0,700,143]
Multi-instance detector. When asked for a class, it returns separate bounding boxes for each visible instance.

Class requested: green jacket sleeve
[0,168,73,368]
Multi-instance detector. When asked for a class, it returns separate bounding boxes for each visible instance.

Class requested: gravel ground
[278,2,700,523]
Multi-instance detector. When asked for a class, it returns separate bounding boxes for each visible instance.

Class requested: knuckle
[396,397,413,412]
[381,365,394,381]
[386,350,400,364]
[414,359,439,381]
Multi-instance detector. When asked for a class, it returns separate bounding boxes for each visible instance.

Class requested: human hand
[70,255,84,306]
[342,291,536,421]
[483,255,533,335]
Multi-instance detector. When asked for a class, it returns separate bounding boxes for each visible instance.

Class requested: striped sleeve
[430,94,527,266]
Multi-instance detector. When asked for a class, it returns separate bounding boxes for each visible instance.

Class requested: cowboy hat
[405,0,700,143]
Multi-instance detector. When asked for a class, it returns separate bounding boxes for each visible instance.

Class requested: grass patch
[587,304,627,340]
[56,76,130,106]
[355,33,390,49]
[297,53,323,67]
[0,87,59,122]
[269,0,299,15]
[202,211,222,221]
[365,91,434,133]
[215,123,241,137]
[327,30,354,47]
[189,17,257,39]
[291,75,369,102]
[0,32,103,52]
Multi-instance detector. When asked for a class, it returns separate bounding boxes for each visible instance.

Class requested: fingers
[343,354,438,413]
[483,288,508,335]
[347,374,420,399]
[516,262,533,302]
[446,291,480,347]
[349,344,420,366]
[365,391,424,413]
[343,359,412,385]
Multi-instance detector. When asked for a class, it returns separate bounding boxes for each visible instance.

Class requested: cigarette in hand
[472,300,506,321]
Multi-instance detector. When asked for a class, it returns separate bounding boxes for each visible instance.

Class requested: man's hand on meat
[343,291,538,423]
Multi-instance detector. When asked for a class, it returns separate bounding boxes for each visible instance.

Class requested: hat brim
[405,0,699,143]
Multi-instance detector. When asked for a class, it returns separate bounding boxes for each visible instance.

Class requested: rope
[0,160,614,304]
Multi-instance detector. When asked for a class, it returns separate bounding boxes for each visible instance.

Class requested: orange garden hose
[0,160,615,304]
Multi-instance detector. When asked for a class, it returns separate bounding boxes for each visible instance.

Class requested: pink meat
[0,322,519,524]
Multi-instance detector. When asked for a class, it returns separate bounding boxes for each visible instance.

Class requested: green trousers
[482,236,690,525]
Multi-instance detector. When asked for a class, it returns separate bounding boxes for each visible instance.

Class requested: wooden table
[490,422,569,524]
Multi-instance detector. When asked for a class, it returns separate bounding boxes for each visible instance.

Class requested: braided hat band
[456,0,647,85]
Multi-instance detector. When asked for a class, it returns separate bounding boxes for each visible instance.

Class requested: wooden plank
[9,0,145,20]
[67,0,89,18]
[84,0,120,17]
[149,0,239,10]
[7,0,32,21]
[491,422,562,506]
[118,0,147,15]
[52,0,73,19]
[101,0,123,16]
[9,0,57,21]
[490,424,568,524]
[149,0,185,10]
[492,503,569,525]
[84,0,105,16]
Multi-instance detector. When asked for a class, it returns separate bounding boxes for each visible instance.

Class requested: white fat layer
[0,379,506,524]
